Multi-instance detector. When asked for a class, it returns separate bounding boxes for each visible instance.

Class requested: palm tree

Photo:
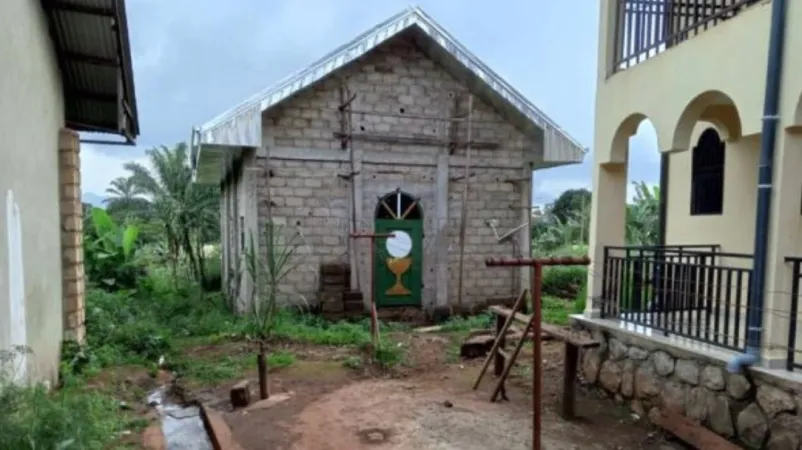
[123,143,220,283]
[104,176,151,221]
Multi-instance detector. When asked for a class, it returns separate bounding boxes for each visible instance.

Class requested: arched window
[690,128,725,216]
[375,190,422,220]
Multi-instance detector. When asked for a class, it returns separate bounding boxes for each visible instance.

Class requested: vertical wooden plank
[435,152,449,313]
[494,313,505,377]
[562,343,579,420]
[455,95,474,313]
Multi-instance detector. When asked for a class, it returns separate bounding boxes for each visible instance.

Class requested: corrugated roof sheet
[41,0,139,141]
[194,5,586,175]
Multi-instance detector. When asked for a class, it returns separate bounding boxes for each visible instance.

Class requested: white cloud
[80,144,149,195]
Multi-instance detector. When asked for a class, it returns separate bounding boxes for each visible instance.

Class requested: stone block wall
[249,32,533,311]
[580,327,802,449]
[58,129,85,343]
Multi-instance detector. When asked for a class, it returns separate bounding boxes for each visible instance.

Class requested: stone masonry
[237,33,535,314]
[59,129,85,343]
[579,326,802,449]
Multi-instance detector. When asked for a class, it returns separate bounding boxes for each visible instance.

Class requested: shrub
[83,207,143,291]
[1,348,131,450]
[541,266,587,299]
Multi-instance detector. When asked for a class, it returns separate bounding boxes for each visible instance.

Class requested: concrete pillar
[518,165,533,296]
[760,131,802,368]
[239,167,261,313]
[220,176,229,298]
[348,148,365,304]
[434,151,450,315]
[58,129,85,343]
[585,161,628,317]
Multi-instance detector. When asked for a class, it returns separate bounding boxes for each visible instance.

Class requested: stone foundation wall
[579,327,802,449]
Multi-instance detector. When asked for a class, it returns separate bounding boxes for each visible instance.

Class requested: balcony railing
[612,0,763,73]
[785,257,802,371]
[601,245,752,351]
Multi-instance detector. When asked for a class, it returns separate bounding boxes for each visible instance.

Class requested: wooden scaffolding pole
[339,81,360,292]
[455,94,474,313]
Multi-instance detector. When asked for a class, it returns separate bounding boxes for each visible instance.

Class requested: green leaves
[533,180,660,255]
[84,207,141,290]
[244,220,313,340]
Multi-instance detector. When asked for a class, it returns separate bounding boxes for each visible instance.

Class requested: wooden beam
[488,305,600,348]
[51,1,114,16]
[65,90,117,103]
[331,131,499,150]
[651,410,742,450]
[62,51,118,67]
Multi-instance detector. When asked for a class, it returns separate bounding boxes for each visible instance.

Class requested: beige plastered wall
[0,0,66,385]
[588,0,802,367]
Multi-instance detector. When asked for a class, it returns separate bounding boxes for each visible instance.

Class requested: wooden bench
[473,302,599,420]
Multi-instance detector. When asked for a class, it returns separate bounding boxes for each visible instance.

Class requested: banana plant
[84,207,140,289]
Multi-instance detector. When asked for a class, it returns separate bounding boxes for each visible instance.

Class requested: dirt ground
[184,333,687,450]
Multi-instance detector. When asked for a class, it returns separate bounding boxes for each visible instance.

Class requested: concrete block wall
[255,157,351,306]
[59,129,85,343]
[247,33,533,311]
[447,168,523,307]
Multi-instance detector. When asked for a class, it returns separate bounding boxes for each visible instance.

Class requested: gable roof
[41,0,139,143]
[192,6,586,179]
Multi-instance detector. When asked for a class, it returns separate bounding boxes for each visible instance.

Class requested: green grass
[172,350,296,386]
[0,382,145,450]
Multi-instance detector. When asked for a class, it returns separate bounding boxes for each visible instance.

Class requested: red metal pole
[532,263,543,450]
[483,254,590,450]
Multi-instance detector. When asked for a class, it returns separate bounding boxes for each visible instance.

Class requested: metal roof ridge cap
[410,8,585,151]
[199,8,418,132]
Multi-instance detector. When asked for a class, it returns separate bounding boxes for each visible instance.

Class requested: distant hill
[82,192,106,207]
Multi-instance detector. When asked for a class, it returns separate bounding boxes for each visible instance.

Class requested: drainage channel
[148,387,213,450]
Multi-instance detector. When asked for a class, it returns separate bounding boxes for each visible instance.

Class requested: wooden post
[493,312,505,377]
[562,343,578,419]
[472,289,528,390]
[340,82,360,292]
[455,94,474,313]
[350,232,394,349]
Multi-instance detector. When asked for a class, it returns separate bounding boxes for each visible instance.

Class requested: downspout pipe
[727,0,788,374]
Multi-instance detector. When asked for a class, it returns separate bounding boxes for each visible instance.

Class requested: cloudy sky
[82,0,660,205]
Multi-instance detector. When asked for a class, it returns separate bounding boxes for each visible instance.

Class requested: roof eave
[191,5,587,178]
[41,0,139,144]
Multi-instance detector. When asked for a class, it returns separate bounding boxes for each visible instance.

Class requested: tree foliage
[85,143,221,291]
[532,181,660,254]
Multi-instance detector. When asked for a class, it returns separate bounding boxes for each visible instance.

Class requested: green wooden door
[374,219,423,307]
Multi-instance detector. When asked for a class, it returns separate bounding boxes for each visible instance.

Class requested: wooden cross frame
[378,195,419,220]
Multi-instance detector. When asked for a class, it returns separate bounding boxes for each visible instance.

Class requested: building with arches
[577,0,802,445]
[191,7,585,318]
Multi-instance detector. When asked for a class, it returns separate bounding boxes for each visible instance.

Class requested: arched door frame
[373,189,423,307]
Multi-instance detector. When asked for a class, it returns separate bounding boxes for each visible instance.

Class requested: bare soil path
[187,333,686,450]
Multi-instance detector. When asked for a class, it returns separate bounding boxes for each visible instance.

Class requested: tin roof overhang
[41,0,139,143]
[191,6,587,183]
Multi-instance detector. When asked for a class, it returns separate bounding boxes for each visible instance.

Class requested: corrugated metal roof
[194,5,586,177]
[41,0,139,142]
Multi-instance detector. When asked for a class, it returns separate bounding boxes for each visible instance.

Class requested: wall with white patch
[0,0,66,385]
